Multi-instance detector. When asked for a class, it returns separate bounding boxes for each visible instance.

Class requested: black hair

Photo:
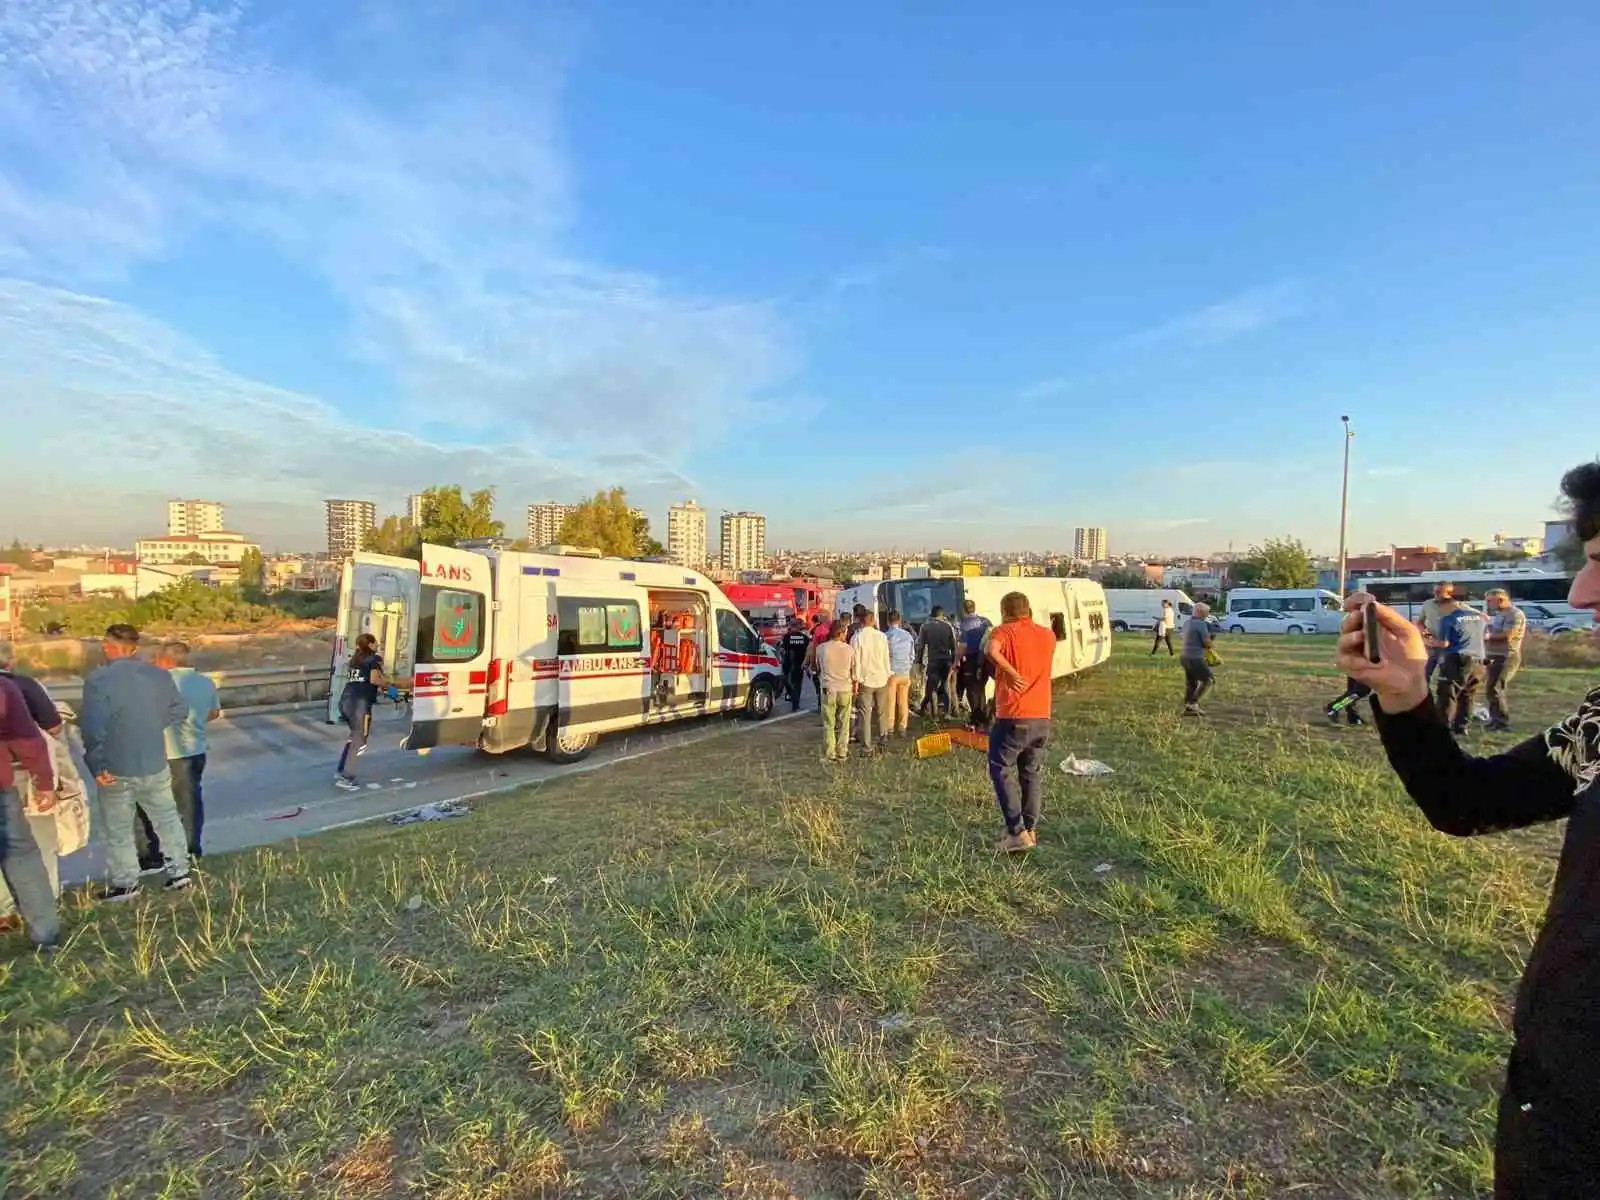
[104,623,140,645]
[349,632,379,667]
[1561,461,1600,542]
[930,605,944,618]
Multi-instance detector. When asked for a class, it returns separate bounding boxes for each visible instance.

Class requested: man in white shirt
[1151,600,1175,656]
[850,611,892,752]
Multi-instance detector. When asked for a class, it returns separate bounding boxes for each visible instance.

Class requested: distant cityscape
[0,490,1575,639]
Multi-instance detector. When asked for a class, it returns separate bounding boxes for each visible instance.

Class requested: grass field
[1,637,1585,1198]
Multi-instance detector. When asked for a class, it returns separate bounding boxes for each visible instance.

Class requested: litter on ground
[388,799,472,826]
[1060,755,1114,777]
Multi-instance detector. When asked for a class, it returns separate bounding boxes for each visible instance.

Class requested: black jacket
[779,630,811,672]
[1375,688,1600,1195]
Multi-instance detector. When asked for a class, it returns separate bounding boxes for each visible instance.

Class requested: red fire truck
[720,579,837,645]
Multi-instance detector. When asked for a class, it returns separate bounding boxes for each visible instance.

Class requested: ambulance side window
[715,609,761,655]
[416,585,484,663]
[559,596,642,655]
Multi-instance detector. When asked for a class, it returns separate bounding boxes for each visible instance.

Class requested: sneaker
[1183,704,1200,717]
[1325,709,1340,725]
[138,857,165,877]
[98,885,142,903]
[164,874,194,893]
[997,831,1031,854]
[334,776,361,792]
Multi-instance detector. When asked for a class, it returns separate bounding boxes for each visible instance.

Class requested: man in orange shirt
[985,591,1058,853]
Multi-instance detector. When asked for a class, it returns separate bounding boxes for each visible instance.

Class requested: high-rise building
[1073,526,1108,561]
[407,493,426,526]
[667,500,708,568]
[167,499,225,537]
[326,499,376,558]
[719,510,767,574]
[527,501,577,548]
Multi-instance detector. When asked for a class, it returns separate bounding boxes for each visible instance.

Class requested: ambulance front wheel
[544,727,596,764]
[743,679,776,721]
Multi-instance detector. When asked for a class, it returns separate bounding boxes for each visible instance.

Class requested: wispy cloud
[1120,282,1307,349]
[0,0,796,517]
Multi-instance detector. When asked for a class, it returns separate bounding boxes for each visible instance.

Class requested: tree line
[364,486,663,560]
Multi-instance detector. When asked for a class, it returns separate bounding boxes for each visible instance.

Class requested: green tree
[176,552,211,566]
[416,486,503,546]
[368,515,421,559]
[0,538,32,567]
[1241,537,1316,589]
[1099,568,1156,589]
[632,513,665,557]
[557,488,638,556]
[238,547,265,590]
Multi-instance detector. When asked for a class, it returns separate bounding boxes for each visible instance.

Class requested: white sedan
[1518,604,1594,635]
[1224,608,1320,635]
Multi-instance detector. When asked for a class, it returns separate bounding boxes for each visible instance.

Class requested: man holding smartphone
[1336,460,1600,1195]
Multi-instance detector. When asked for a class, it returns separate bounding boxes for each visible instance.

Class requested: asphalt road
[59,693,816,883]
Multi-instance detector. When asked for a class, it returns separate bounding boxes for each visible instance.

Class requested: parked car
[1518,603,1595,636]
[1224,608,1319,635]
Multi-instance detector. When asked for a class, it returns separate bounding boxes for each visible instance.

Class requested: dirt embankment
[13,623,336,679]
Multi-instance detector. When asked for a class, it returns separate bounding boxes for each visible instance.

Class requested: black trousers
[1435,653,1485,733]
[921,660,953,716]
[1327,678,1373,724]
[783,661,806,707]
[1182,660,1213,706]
[1494,1043,1600,1197]
[1151,630,1174,655]
[958,658,990,728]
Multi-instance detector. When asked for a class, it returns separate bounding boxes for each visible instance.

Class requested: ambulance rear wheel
[743,679,776,721]
[545,727,596,764]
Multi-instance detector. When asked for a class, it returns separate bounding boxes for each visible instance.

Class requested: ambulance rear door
[327,553,421,723]
[407,544,494,750]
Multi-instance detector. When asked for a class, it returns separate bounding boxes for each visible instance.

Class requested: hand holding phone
[1363,601,1382,665]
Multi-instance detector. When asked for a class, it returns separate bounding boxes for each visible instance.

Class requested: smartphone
[1362,600,1382,664]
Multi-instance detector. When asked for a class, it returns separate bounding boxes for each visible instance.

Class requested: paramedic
[334,633,385,792]
[779,616,812,710]
[1334,457,1600,1195]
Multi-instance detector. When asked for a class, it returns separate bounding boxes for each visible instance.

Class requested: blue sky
[1,1,1596,555]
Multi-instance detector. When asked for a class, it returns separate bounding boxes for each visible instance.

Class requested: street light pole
[1337,415,1353,596]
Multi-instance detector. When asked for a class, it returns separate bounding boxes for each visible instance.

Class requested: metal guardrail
[45,665,332,710]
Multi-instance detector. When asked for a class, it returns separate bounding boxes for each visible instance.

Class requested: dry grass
[1,635,1587,1197]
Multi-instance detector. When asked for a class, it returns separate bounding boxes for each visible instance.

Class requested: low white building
[135,530,259,565]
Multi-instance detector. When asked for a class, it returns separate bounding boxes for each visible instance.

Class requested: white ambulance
[328,543,784,763]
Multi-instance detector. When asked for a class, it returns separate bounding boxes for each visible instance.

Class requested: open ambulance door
[406,544,494,750]
[328,553,422,724]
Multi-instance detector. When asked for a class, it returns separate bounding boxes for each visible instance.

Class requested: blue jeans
[101,770,191,889]
[1425,647,1443,684]
[0,785,59,947]
[135,754,206,861]
[988,717,1050,836]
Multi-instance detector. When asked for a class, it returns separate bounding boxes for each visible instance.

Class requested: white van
[1223,588,1343,634]
[1104,589,1195,633]
[329,543,783,763]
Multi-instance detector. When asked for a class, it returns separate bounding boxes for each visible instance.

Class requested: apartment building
[719,510,767,574]
[1073,526,1108,561]
[326,499,377,558]
[667,499,708,568]
[167,499,225,537]
[135,530,259,565]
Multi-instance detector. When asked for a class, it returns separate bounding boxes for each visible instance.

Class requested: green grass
[2,637,1583,1197]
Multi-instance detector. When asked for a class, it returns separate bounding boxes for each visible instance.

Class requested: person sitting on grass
[1337,459,1600,1196]
[985,591,1057,854]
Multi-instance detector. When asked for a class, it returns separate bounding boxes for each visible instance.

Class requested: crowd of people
[0,626,218,950]
[7,463,1600,1190]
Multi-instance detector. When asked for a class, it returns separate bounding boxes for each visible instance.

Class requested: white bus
[1222,588,1344,633]
[1357,568,1588,629]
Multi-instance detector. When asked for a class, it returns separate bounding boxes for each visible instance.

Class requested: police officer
[780,616,813,710]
